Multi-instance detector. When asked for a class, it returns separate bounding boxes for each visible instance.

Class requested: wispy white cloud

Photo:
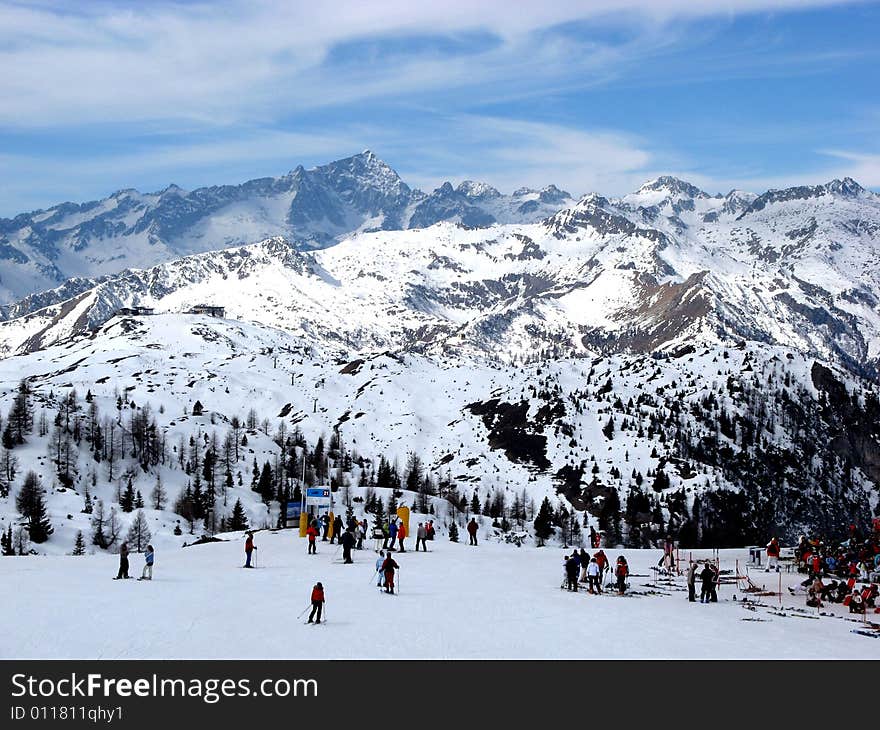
[0,0,876,214]
[0,0,867,128]
[396,116,660,197]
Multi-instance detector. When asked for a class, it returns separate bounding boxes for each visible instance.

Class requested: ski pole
[296,603,311,620]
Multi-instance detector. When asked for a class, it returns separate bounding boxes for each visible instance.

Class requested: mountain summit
[0,152,571,304]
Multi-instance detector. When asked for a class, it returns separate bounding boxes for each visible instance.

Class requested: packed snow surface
[0,530,875,659]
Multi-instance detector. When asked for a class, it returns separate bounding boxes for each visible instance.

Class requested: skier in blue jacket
[375,550,386,587]
[139,545,154,581]
[388,519,399,551]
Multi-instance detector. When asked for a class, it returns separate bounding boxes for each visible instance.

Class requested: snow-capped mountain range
[0,151,573,304]
[1,152,879,553]
[1,167,878,379]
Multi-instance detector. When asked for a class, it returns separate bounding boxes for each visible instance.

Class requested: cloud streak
[0,0,868,127]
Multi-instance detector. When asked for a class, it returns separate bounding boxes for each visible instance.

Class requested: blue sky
[0,0,878,216]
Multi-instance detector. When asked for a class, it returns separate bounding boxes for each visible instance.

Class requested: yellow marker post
[327,511,335,541]
[299,511,307,537]
[396,506,410,536]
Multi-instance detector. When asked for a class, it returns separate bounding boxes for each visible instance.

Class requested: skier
[699,562,716,603]
[114,542,130,580]
[138,544,154,581]
[565,554,579,591]
[587,557,602,594]
[306,520,319,555]
[578,548,590,583]
[330,515,343,545]
[765,537,781,572]
[426,520,435,540]
[659,535,675,573]
[397,519,407,552]
[686,559,698,602]
[615,555,629,595]
[467,518,478,546]
[372,524,386,552]
[387,518,399,551]
[375,550,386,587]
[341,527,355,564]
[244,531,257,568]
[415,523,428,552]
[594,548,609,585]
[308,582,325,624]
[320,514,329,542]
[570,549,581,580]
[381,552,400,594]
[356,521,365,550]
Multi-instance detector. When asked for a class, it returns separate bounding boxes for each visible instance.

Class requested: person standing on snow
[331,515,343,545]
[381,552,400,594]
[307,520,319,554]
[308,582,325,624]
[578,548,590,583]
[587,557,602,594]
[244,531,257,568]
[594,549,609,585]
[699,562,716,603]
[565,554,579,592]
[765,537,781,572]
[114,542,130,580]
[467,518,479,546]
[686,559,698,602]
[139,544,154,581]
[375,550,386,587]
[341,527,355,564]
[387,518,399,551]
[415,523,428,552]
[397,519,408,552]
[320,514,329,542]
[615,555,629,595]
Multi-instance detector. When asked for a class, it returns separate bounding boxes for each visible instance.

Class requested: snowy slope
[0,528,875,659]
[0,312,876,558]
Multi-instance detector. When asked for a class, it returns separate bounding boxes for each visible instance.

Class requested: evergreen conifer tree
[16,470,53,543]
[72,530,86,556]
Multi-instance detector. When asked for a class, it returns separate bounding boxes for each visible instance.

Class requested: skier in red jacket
[381,554,400,594]
[308,582,325,623]
[306,521,319,555]
[244,531,257,568]
[765,537,781,572]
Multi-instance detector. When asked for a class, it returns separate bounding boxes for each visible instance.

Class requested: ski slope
[1,528,875,659]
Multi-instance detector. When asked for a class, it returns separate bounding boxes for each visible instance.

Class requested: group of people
[316,513,369,550]
[562,549,628,595]
[686,559,719,603]
[113,541,155,580]
[374,550,400,593]
[785,525,880,613]
[370,515,438,553]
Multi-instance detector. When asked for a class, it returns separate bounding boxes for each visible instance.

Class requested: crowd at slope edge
[780,521,880,613]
